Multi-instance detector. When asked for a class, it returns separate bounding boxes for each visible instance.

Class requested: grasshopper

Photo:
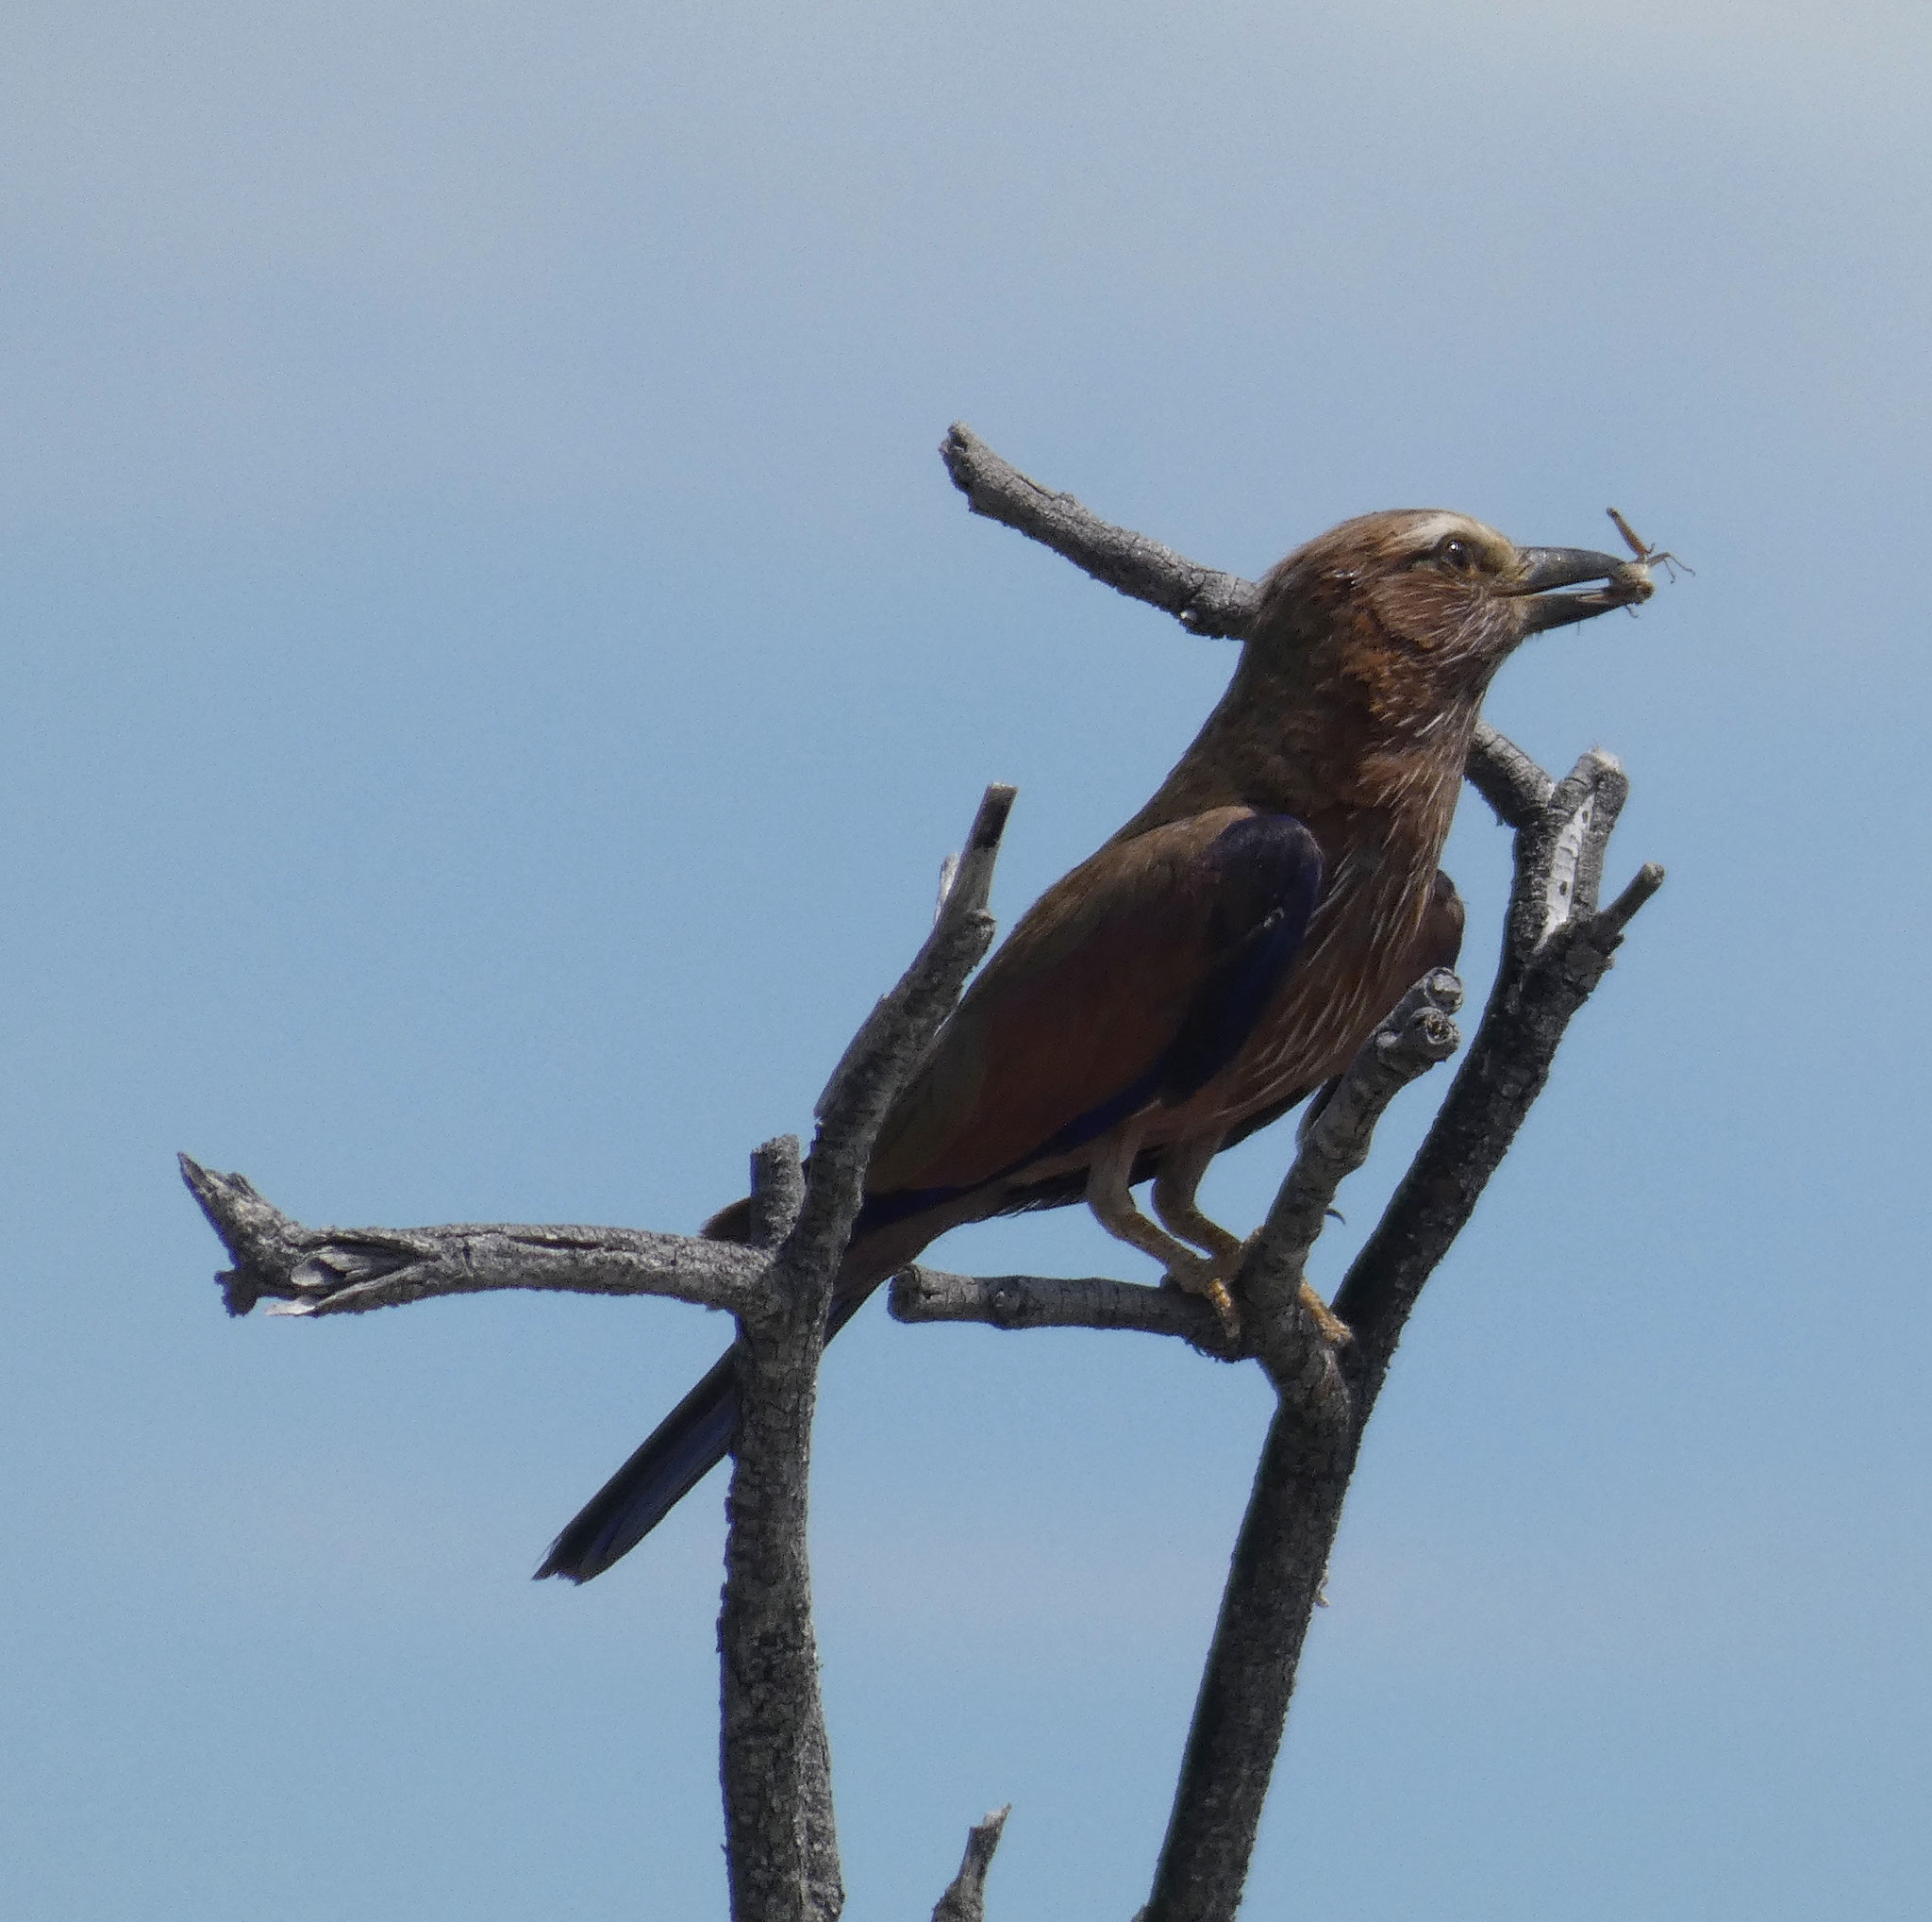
[1607,507,1692,582]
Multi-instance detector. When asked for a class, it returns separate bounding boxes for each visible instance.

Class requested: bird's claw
[1299,1280,1353,1348]
[1161,1258,1243,1341]
[1204,1277,1241,1341]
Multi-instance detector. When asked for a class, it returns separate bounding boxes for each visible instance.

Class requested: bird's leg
[1154,1135,1351,1346]
[1087,1123,1242,1337]
[1151,1132,1241,1266]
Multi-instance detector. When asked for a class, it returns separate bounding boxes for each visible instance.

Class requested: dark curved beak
[1508,546,1655,633]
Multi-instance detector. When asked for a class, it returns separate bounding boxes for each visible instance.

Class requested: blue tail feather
[533,1348,741,1582]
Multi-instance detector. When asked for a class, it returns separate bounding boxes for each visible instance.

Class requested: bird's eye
[1436,536,1475,571]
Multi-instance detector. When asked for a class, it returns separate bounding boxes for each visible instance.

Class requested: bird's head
[1255,510,1654,727]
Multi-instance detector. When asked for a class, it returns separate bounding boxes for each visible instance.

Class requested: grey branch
[1142,759,1660,1922]
[183,785,1019,1922]
[1464,718,1557,827]
[1335,749,1663,1395]
[890,1265,1237,1356]
[931,1806,1011,1922]
[719,784,1012,1922]
[1136,975,1460,1922]
[177,1158,766,1319]
[1141,1381,1357,1922]
[183,424,1665,1922]
[1238,970,1463,1385]
[791,784,1008,1290]
[941,425,1257,637]
[941,422,1544,816]
[934,430,1664,1922]
[746,1134,808,1249]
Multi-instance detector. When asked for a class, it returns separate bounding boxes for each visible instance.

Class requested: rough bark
[891,1265,1236,1353]
[930,1807,1010,1922]
[712,785,1008,1922]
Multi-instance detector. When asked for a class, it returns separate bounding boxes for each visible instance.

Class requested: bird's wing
[862,807,1324,1215]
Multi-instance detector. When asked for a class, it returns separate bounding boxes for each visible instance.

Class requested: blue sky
[2,3,1928,1916]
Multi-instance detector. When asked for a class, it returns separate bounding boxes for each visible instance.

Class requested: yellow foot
[1203,1277,1241,1341]
[1161,1256,1242,1341]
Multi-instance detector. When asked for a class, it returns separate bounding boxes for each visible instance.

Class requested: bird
[537,509,1651,1581]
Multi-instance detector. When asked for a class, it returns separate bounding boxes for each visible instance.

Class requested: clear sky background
[2,3,1927,1916]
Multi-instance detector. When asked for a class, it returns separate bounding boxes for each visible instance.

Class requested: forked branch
[720,783,1008,1922]
[934,426,1664,1922]
[184,785,1021,1922]
[183,429,1665,1922]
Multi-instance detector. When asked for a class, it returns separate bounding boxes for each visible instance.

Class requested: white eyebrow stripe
[1401,511,1475,548]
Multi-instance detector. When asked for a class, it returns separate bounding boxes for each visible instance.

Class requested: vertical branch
[720,1135,844,1922]
[720,1132,835,1922]
[718,787,1010,1922]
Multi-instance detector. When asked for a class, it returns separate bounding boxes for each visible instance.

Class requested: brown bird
[538,510,1651,1581]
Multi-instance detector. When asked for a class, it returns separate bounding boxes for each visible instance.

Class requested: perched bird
[538,510,1650,1582]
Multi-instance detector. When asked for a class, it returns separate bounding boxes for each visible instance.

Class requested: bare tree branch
[1465,718,1557,827]
[720,785,1011,1922]
[1140,759,1659,1922]
[185,785,1019,1922]
[890,1266,1234,1352]
[931,1805,1011,1922]
[1335,750,1662,1396]
[746,1135,808,1249]
[709,1133,844,1922]
[937,428,1665,1922]
[940,421,1539,809]
[177,1158,767,1319]
[941,425,1257,638]
[1238,970,1464,1384]
[790,784,1010,1281]
[183,425,1665,1922]
[1598,860,1666,935]
[1140,1379,1354,1922]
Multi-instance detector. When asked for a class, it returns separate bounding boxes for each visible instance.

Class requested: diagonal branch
[1334,750,1663,1400]
[1237,970,1464,1384]
[931,1806,1011,1922]
[1138,1384,1355,1922]
[1138,974,1461,1922]
[1464,718,1557,827]
[786,783,1011,1288]
[1143,759,1659,1922]
[941,422,1537,807]
[941,425,1257,637]
[934,426,1664,1922]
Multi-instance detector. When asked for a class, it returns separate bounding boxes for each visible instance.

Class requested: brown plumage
[538,508,1651,1580]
